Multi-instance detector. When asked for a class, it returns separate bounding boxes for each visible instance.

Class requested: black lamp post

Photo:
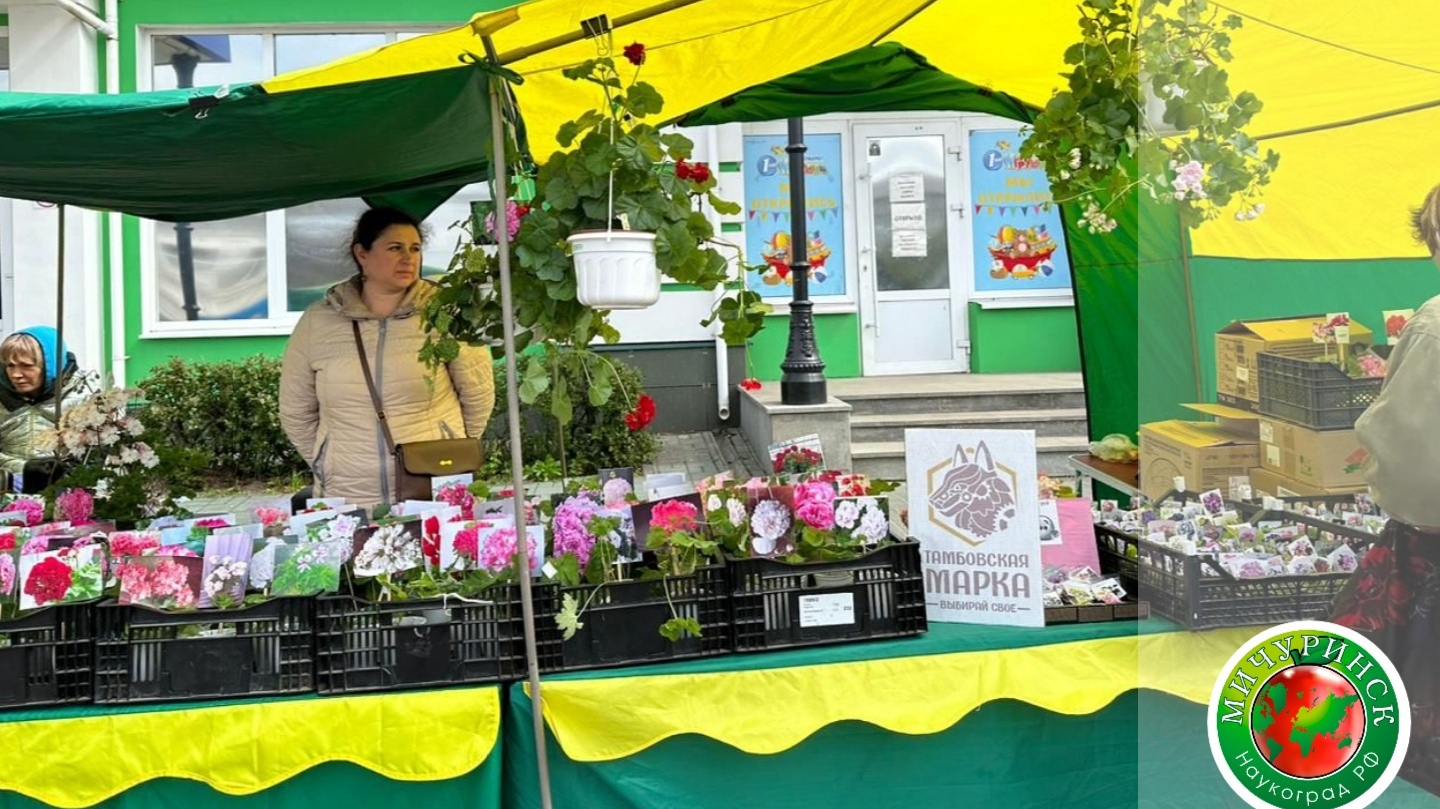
[779,117,826,405]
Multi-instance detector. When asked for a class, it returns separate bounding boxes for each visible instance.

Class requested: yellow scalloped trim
[0,687,499,808]
[532,629,1255,762]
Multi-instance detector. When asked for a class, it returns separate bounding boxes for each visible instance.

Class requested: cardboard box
[1247,467,1366,499]
[1215,316,1374,410]
[1258,417,1370,490]
[1139,405,1260,501]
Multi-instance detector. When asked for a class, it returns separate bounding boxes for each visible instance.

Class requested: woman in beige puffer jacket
[280,208,495,508]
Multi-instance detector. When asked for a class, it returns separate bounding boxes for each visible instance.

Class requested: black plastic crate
[94,597,313,704]
[728,540,927,652]
[1257,351,1382,430]
[1096,525,1359,630]
[315,584,538,694]
[1045,530,1149,625]
[535,564,730,672]
[0,603,93,709]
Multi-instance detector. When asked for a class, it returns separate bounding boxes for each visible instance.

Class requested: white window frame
[135,25,446,339]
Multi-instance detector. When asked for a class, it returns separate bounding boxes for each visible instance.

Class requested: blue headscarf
[0,326,75,408]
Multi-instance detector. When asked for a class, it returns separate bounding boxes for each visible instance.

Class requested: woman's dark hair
[349,207,427,272]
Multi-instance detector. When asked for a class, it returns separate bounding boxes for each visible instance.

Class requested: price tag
[541,561,558,579]
[798,593,855,628]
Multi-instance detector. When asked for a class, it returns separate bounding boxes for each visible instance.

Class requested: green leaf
[659,132,694,159]
[654,221,697,272]
[556,592,584,640]
[551,373,573,426]
[624,82,665,117]
[707,193,741,216]
[614,191,672,232]
[658,616,702,642]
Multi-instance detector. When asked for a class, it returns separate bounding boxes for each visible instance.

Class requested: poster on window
[968,130,1073,294]
[743,134,846,298]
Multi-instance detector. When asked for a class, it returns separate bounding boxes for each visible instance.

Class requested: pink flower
[0,554,15,596]
[109,531,161,558]
[193,517,231,529]
[437,483,476,521]
[477,527,539,574]
[794,480,837,507]
[7,499,43,527]
[20,537,49,556]
[484,200,526,242]
[796,499,836,531]
[453,527,481,561]
[158,545,198,558]
[54,489,94,526]
[552,496,602,567]
[254,507,288,528]
[651,499,699,534]
[0,530,18,552]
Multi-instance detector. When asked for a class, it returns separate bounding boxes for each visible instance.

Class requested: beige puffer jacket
[279,276,495,508]
[0,369,100,474]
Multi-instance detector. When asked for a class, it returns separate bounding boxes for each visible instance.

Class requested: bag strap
[352,320,397,454]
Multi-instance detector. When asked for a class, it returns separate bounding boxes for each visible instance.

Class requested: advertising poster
[968,130,1073,294]
[743,133,847,298]
[905,428,1043,627]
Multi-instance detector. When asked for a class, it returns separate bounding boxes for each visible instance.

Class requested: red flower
[1387,314,1409,339]
[740,378,762,391]
[24,557,73,606]
[675,160,712,184]
[651,499,699,534]
[622,42,646,66]
[422,516,441,567]
[624,393,656,431]
[0,530,16,552]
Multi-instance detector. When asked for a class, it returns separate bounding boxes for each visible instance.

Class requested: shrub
[485,355,659,478]
[138,356,307,483]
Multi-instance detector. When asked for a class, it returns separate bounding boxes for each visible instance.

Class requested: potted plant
[420,42,771,445]
[1019,0,1280,231]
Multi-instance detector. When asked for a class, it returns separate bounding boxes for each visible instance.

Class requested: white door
[854,122,970,375]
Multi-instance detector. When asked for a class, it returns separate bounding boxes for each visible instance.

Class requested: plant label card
[199,533,254,609]
[0,549,17,605]
[905,429,1043,627]
[642,473,689,501]
[351,522,425,578]
[631,493,705,554]
[768,434,825,477]
[396,500,447,517]
[0,511,32,528]
[431,474,474,500]
[289,509,340,536]
[599,506,642,562]
[269,541,344,596]
[599,468,636,506]
[439,519,505,572]
[744,487,796,559]
[305,497,346,511]
[1383,309,1415,344]
[1040,499,1103,574]
[1327,312,1351,344]
[474,523,545,577]
[116,554,201,610]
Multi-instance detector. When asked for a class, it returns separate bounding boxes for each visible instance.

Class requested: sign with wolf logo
[905,429,1043,627]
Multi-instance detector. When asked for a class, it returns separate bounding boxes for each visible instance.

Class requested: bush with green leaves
[138,356,307,483]
[485,353,659,478]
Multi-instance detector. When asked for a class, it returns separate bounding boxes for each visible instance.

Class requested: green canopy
[0,65,501,222]
[675,44,1034,127]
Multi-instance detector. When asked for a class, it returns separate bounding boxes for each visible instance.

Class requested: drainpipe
[104,0,125,386]
[707,125,730,422]
[52,0,117,39]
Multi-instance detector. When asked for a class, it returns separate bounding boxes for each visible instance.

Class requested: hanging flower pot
[567,230,661,310]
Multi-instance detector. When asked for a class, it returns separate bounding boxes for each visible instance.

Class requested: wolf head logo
[928,441,1016,538]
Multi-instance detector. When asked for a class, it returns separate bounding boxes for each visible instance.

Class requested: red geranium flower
[24,557,73,606]
[624,393,656,431]
[740,378,762,391]
[622,42,646,66]
[1387,314,1409,339]
[422,516,441,568]
[675,160,712,184]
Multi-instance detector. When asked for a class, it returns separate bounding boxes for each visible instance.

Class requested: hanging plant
[1018,0,1280,231]
[421,43,771,439]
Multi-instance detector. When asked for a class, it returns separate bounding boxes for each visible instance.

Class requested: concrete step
[850,436,1088,480]
[840,387,1086,417]
[849,408,1089,444]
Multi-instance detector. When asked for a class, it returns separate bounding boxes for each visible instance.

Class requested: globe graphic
[1251,664,1365,778]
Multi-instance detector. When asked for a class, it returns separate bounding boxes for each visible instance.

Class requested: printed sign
[743,133,846,298]
[905,428,1043,627]
[968,129,1073,294]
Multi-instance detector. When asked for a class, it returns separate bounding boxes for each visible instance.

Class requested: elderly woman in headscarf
[0,326,99,475]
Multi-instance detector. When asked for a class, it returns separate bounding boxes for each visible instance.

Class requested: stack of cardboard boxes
[1138,316,1374,502]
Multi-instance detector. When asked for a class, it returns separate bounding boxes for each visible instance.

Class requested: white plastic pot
[567,230,661,310]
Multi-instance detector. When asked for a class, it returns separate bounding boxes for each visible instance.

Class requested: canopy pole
[495,0,706,64]
[485,40,555,809]
[55,204,66,427]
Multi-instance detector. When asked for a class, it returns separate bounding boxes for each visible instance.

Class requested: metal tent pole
[486,60,555,809]
[55,204,66,426]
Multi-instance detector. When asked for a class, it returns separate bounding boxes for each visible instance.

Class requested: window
[140,29,480,336]
[1,29,10,92]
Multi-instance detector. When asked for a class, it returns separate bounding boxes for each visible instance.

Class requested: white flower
[99,425,120,446]
[726,498,747,528]
[856,506,889,545]
[706,494,723,513]
[353,524,421,577]
[1067,148,1082,169]
[119,446,140,466]
[834,500,860,530]
[123,416,144,437]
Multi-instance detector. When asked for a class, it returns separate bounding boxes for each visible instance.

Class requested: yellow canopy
[264,0,1440,261]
